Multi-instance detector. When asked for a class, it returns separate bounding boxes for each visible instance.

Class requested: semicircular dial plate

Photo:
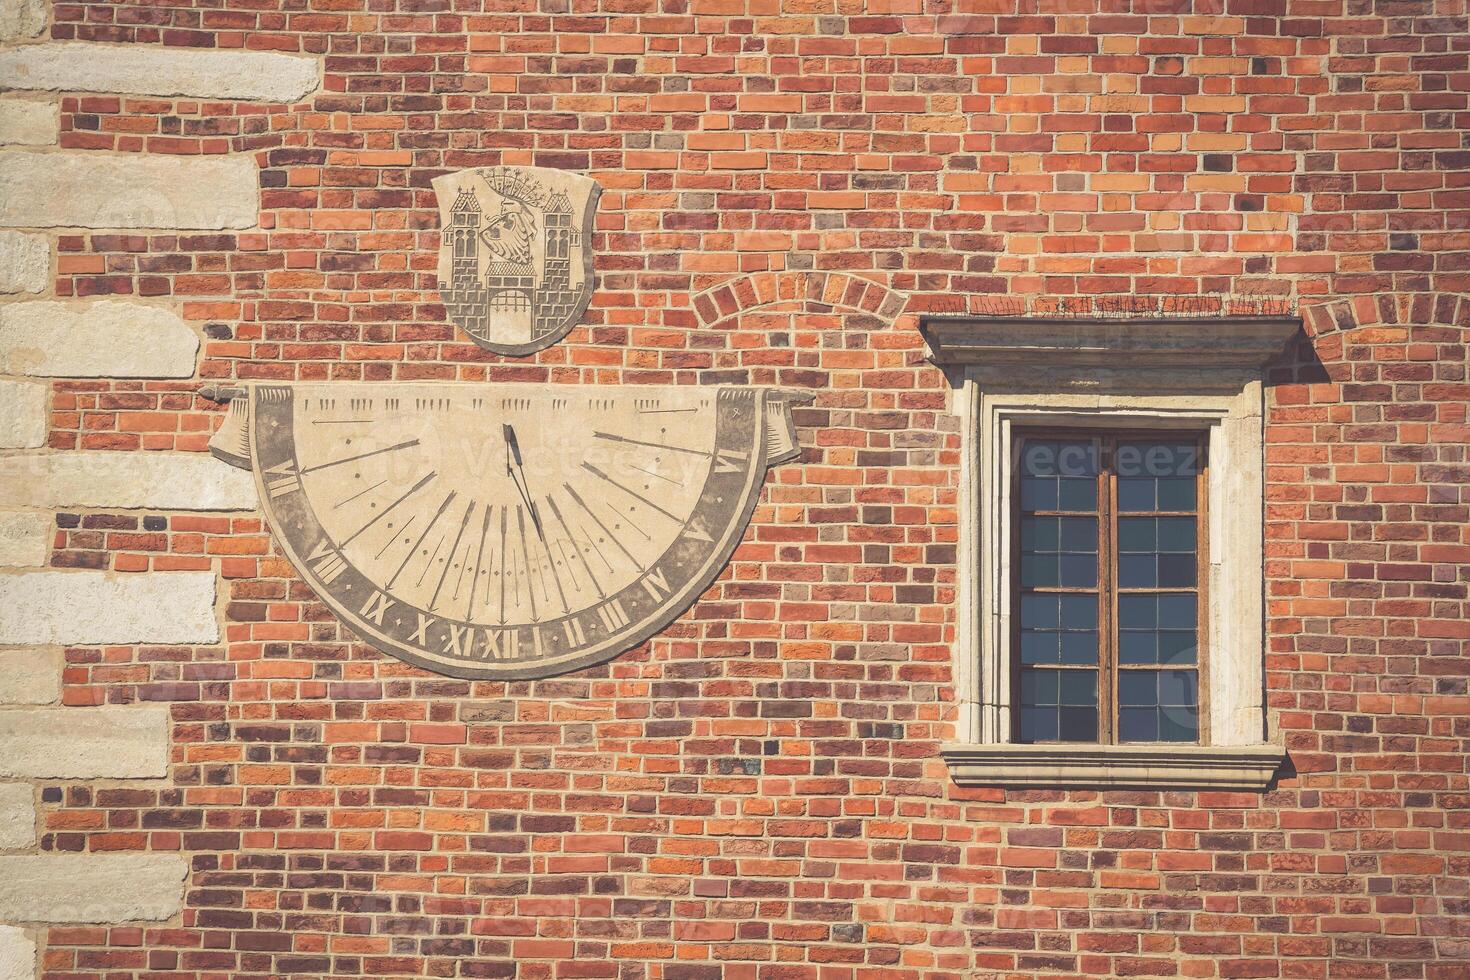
[211,383,803,679]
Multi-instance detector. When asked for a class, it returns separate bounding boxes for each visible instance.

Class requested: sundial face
[210,383,803,679]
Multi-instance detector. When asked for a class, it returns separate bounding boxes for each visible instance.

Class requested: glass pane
[1158,705,1199,742]
[1158,554,1196,588]
[1118,517,1155,552]
[1118,630,1157,664]
[1119,707,1156,742]
[1059,517,1096,552]
[1019,707,1058,742]
[1059,594,1097,631]
[1157,517,1196,552]
[1020,630,1059,665]
[1117,477,1154,511]
[1118,593,1198,666]
[1021,478,1057,511]
[1060,631,1096,665]
[1158,593,1196,629]
[1157,630,1197,665]
[1116,440,1199,513]
[1060,554,1097,588]
[1020,439,1098,514]
[1159,477,1196,511]
[1018,668,1098,743]
[1021,593,1060,629]
[1058,478,1096,511]
[1021,554,1058,588]
[1118,554,1154,588]
[1117,669,1199,744]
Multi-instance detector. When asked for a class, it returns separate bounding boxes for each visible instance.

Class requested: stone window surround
[923,315,1300,791]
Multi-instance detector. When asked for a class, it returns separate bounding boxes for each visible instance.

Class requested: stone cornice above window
[940,742,1287,792]
[920,315,1302,383]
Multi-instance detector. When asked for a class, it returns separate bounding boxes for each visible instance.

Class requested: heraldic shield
[432,166,601,357]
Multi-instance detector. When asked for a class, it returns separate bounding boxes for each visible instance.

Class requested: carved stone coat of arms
[432,166,601,356]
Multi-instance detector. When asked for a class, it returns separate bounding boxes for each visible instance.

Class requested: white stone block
[0,42,319,103]
[0,231,47,291]
[0,705,170,779]
[0,512,49,567]
[0,102,56,149]
[0,924,34,980]
[0,0,45,41]
[0,853,187,922]
[0,452,256,511]
[0,300,198,377]
[0,784,34,850]
[0,648,61,704]
[0,570,219,645]
[0,381,47,448]
[0,151,259,230]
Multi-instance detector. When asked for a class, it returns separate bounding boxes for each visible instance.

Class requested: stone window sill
[940,742,1286,791]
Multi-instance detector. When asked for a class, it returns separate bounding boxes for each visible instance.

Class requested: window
[1014,432,1205,745]
[922,313,1300,790]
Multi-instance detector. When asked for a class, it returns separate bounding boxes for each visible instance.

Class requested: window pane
[1116,440,1199,513]
[1018,667,1097,743]
[1117,593,1198,666]
[1021,593,1060,628]
[1117,669,1198,744]
[1059,594,1097,631]
[1020,439,1098,513]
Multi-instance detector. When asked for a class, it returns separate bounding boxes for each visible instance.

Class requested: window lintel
[920,314,1301,371]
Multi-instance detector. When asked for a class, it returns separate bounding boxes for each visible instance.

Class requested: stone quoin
[0,3,1465,980]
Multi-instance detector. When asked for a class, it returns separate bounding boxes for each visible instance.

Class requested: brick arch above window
[690,272,908,332]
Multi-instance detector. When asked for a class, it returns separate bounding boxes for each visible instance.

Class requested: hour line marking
[580,462,682,524]
[340,471,436,548]
[333,478,386,510]
[463,504,493,620]
[593,431,711,457]
[415,533,447,588]
[311,418,372,425]
[515,504,540,623]
[629,462,679,486]
[564,482,645,560]
[636,407,697,414]
[547,492,605,600]
[535,498,575,615]
[387,490,457,590]
[302,438,420,474]
[498,506,508,624]
[430,499,476,612]
[374,515,415,560]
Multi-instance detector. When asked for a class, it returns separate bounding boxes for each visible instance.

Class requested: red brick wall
[36,2,1470,977]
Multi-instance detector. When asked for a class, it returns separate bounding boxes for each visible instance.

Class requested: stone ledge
[0,300,198,378]
[0,649,61,705]
[940,742,1286,791]
[0,784,34,850]
[0,853,187,923]
[0,231,47,292]
[0,151,258,230]
[0,571,219,645]
[0,452,256,510]
[0,101,56,149]
[0,42,320,103]
[0,705,170,779]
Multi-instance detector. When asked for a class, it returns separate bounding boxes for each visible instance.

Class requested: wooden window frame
[1010,428,1210,746]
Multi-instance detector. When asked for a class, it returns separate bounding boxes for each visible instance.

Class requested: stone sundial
[207,382,806,679]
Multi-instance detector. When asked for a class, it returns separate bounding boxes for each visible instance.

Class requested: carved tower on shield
[442,186,488,339]
[433,166,601,357]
